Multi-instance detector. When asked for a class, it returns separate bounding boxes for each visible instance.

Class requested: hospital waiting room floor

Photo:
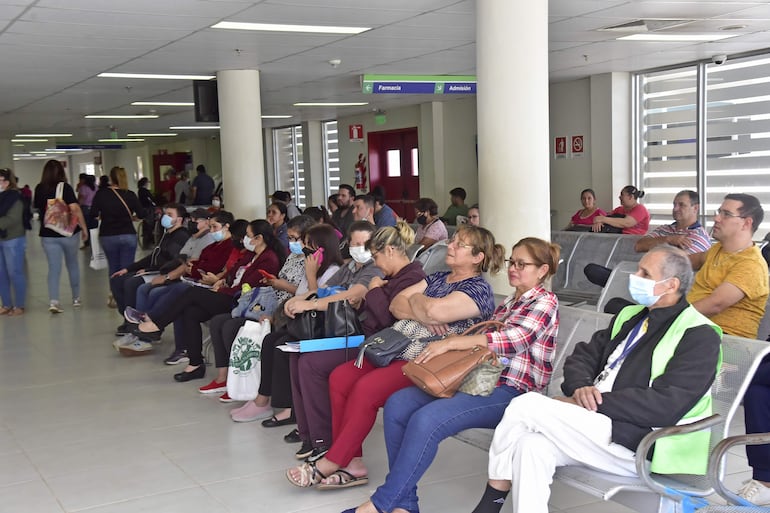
[0,232,752,512]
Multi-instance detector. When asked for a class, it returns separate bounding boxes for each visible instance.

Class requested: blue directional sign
[362,74,477,95]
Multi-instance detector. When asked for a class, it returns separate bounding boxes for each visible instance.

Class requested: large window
[323,120,340,200]
[273,125,306,208]
[636,54,770,239]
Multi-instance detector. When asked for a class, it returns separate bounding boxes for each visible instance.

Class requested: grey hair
[648,244,694,294]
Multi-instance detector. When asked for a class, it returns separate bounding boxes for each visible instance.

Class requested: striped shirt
[646,222,712,254]
[485,285,559,392]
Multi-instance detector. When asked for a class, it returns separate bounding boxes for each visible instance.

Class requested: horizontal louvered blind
[273,126,306,208]
[323,121,340,201]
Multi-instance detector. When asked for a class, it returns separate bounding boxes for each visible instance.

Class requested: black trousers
[209,313,247,368]
[154,287,234,366]
[110,273,145,315]
[257,328,293,409]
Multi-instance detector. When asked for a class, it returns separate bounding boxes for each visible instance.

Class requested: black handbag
[286,295,325,340]
[354,327,414,368]
[325,299,363,337]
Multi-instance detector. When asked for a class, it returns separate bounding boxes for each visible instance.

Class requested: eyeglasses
[506,259,539,270]
[715,208,746,219]
[287,235,302,242]
[448,235,472,249]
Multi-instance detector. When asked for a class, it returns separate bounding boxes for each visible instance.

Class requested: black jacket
[562,296,721,452]
[126,227,190,273]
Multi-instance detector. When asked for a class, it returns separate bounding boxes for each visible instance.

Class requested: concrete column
[217,69,265,219]
[477,0,550,292]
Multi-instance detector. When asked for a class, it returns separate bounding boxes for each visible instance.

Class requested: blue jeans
[373,385,522,513]
[100,234,137,276]
[41,235,81,302]
[745,355,770,481]
[0,236,27,308]
[136,281,190,351]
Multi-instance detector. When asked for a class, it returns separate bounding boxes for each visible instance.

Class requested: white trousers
[488,392,638,513]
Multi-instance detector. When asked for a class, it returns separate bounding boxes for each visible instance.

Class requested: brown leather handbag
[402,320,505,398]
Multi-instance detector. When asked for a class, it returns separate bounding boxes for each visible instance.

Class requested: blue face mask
[160,214,174,229]
[211,229,225,242]
[289,241,303,255]
[628,274,669,307]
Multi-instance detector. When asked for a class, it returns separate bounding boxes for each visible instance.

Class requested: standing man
[331,184,355,236]
[190,165,215,205]
[352,194,375,224]
[174,170,191,205]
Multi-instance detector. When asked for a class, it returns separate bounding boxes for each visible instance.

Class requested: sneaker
[305,446,329,463]
[295,441,314,460]
[49,302,63,314]
[115,322,138,337]
[118,339,154,356]
[73,298,81,308]
[218,392,233,403]
[164,349,189,365]
[124,306,146,324]
[198,379,228,394]
[113,334,138,352]
[738,479,770,505]
[284,428,301,444]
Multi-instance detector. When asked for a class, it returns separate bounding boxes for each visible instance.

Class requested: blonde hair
[368,221,415,254]
[512,237,560,282]
[455,224,505,275]
[110,166,128,190]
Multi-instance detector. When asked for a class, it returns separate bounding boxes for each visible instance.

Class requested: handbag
[286,295,325,340]
[325,299,363,337]
[232,286,279,320]
[354,326,414,368]
[402,320,506,398]
[44,183,78,236]
[227,319,270,401]
[88,227,107,270]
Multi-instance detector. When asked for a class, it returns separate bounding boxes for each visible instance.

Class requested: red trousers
[325,359,412,467]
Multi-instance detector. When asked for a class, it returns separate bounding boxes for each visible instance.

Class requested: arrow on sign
[434,82,444,94]
[363,83,373,93]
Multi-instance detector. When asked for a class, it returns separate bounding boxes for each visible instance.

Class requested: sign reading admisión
[362,74,477,95]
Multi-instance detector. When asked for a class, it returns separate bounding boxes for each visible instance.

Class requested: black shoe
[284,428,301,444]
[173,365,205,382]
[261,414,296,428]
[305,446,329,463]
[115,322,138,336]
[134,326,163,342]
[295,441,314,460]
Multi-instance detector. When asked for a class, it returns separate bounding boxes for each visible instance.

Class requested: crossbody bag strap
[111,188,133,220]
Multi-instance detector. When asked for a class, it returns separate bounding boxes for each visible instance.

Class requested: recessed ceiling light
[126,133,178,137]
[618,33,736,42]
[261,115,293,119]
[130,102,194,107]
[15,134,71,137]
[11,138,48,143]
[98,73,215,80]
[97,138,145,142]
[212,21,370,35]
[293,102,368,107]
[85,115,159,119]
[169,125,220,130]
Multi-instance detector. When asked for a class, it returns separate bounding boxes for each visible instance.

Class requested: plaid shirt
[485,285,559,392]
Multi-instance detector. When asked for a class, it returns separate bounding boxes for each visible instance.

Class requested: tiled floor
[0,232,754,512]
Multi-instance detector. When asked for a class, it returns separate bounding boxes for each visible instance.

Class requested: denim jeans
[100,233,137,276]
[135,281,191,352]
[41,235,80,302]
[0,235,27,308]
[372,385,523,513]
[745,355,770,481]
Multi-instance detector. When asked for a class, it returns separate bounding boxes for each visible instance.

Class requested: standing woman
[90,166,143,276]
[267,201,289,250]
[34,159,89,313]
[0,168,27,315]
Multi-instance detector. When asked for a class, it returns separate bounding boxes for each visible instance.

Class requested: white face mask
[212,199,221,207]
[349,246,372,264]
[243,236,256,252]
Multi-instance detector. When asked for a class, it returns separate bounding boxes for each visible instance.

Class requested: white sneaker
[49,302,63,314]
[113,334,138,352]
[73,298,81,308]
[118,339,154,357]
[738,479,770,505]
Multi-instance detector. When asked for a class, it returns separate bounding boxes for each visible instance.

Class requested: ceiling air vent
[598,19,696,33]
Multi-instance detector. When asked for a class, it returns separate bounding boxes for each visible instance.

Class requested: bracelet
[165,274,171,282]
[313,297,319,310]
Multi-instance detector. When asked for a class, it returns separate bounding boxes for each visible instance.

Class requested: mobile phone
[312,246,324,265]
[258,268,276,281]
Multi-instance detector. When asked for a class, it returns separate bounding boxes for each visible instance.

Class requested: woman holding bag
[0,168,27,315]
[338,237,560,513]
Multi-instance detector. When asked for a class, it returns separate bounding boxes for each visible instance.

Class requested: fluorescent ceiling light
[13,154,31,157]
[618,33,736,42]
[98,72,215,80]
[53,148,84,152]
[130,101,194,107]
[293,102,368,107]
[212,21,370,35]
[126,133,178,137]
[169,125,220,130]
[34,150,66,154]
[15,133,71,137]
[261,115,293,119]
[85,114,159,119]
[97,138,145,142]
[11,138,48,143]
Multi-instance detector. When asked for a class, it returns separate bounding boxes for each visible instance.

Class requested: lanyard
[607,317,649,371]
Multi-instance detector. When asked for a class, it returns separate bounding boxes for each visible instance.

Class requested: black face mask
[188,221,199,232]
[416,214,428,225]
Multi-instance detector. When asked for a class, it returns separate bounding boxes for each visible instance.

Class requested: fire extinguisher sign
[349,124,364,142]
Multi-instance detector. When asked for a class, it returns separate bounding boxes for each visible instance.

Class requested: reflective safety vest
[611,304,722,474]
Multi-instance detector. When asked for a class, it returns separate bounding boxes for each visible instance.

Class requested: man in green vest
[470,245,722,513]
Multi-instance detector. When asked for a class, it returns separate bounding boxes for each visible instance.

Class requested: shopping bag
[227,319,271,401]
[44,183,78,236]
[89,227,107,270]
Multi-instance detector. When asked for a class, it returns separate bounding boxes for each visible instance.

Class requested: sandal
[285,461,326,488]
[0,307,12,315]
[317,469,369,491]
[7,308,24,316]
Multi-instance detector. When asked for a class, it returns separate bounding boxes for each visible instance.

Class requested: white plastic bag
[89,228,108,270]
[227,319,270,401]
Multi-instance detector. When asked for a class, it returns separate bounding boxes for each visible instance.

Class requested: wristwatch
[164,274,171,282]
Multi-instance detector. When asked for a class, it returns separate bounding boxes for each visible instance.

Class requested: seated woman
[340,237,560,513]
[267,201,289,250]
[286,222,426,463]
[565,188,606,231]
[135,220,284,381]
[286,225,501,489]
[227,223,344,422]
[592,185,649,234]
[303,206,343,240]
[414,197,448,249]
[196,214,317,400]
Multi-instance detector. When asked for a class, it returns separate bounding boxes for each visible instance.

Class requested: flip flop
[286,461,326,488]
[317,469,369,491]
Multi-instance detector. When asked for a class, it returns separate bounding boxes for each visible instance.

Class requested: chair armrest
[708,432,770,505]
[634,414,723,498]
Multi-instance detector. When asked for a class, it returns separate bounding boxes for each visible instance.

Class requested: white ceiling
[3,0,770,142]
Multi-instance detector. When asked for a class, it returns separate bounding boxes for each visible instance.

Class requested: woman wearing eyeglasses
[339,236,560,513]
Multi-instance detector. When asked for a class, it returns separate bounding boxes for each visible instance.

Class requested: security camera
[712,54,727,65]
